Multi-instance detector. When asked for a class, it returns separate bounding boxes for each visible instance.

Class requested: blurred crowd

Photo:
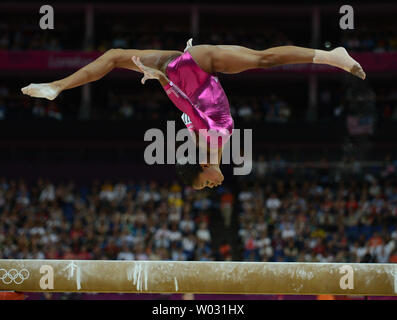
[376,87,397,121]
[238,154,397,263]
[0,83,292,123]
[230,95,291,123]
[0,19,82,51]
[1,155,397,265]
[0,85,65,121]
[1,82,397,124]
[101,92,292,123]
[0,178,216,261]
[198,25,295,50]
[0,19,293,52]
[1,16,397,53]
[95,22,190,51]
[97,27,294,52]
[340,26,397,52]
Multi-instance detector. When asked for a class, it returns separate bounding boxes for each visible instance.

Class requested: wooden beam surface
[0,260,396,295]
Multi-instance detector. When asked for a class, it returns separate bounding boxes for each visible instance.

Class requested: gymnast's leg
[21,49,182,100]
[188,44,366,79]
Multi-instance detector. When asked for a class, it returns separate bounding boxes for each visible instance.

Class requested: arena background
[0,1,396,300]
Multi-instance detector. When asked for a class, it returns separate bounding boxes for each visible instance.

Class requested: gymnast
[21,39,365,189]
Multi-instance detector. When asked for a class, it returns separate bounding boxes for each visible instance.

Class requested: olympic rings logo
[0,268,30,285]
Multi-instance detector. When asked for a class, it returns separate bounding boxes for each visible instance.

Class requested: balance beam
[0,260,396,295]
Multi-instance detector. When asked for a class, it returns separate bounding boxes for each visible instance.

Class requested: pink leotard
[162,50,234,147]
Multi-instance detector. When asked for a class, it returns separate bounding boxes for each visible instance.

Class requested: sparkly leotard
[162,49,234,147]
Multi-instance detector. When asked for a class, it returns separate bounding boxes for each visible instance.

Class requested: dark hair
[175,158,203,186]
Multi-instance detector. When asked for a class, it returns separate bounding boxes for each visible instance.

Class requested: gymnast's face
[193,164,224,190]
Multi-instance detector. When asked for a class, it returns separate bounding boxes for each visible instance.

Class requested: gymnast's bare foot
[313,46,366,80]
[332,47,366,80]
[21,82,61,100]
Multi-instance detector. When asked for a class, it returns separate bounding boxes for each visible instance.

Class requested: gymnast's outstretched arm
[21,49,181,100]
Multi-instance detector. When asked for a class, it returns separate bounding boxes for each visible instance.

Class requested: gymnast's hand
[132,56,169,85]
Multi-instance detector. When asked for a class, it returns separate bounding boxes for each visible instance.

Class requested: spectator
[254,155,268,179]
[266,193,281,211]
[220,189,234,228]
[0,98,6,120]
[117,244,135,260]
[196,222,211,243]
